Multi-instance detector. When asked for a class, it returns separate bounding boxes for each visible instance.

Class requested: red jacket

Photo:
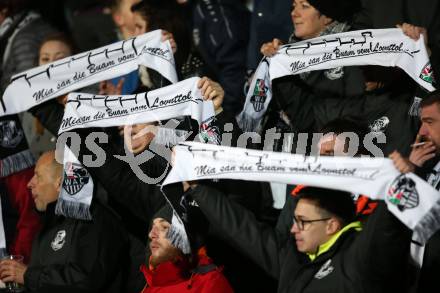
[3,167,41,263]
[140,250,233,293]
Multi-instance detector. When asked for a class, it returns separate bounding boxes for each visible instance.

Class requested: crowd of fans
[0,0,439,292]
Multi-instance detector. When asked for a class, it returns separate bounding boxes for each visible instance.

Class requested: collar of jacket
[415,155,440,181]
[307,221,362,261]
[39,201,57,221]
[142,257,191,287]
[141,247,213,288]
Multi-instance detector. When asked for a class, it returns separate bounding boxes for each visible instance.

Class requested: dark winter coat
[24,202,128,293]
[189,184,412,293]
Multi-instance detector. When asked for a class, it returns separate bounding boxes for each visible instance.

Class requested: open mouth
[150,241,160,251]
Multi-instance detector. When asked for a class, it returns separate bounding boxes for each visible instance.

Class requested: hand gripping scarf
[164,142,440,245]
[56,77,215,232]
[1,29,178,116]
[237,28,436,132]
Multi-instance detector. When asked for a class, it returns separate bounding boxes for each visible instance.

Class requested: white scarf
[1,29,178,115]
[55,146,94,220]
[57,77,215,220]
[238,28,436,132]
[164,142,440,245]
[58,77,214,134]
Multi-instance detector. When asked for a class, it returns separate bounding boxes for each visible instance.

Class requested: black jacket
[189,184,412,293]
[30,98,276,292]
[70,113,276,292]
[24,202,128,293]
[414,156,440,293]
[29,100,162,292]
[271,66,365,134]
[415,156,440,189]
[313,78,421,157]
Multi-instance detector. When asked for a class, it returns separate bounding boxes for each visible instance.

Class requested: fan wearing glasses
[187,181,411,292]
[290,187,357,255]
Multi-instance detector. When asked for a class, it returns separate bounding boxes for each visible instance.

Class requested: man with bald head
[0,151,128,293]
[27,151,63,212]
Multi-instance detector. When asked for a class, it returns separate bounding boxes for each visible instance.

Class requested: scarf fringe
[413,199,440,244]
[55,198,92,220]
[1,150,35,177]
[153,127,189,147]
[408,97,422,117]
[236,113,262,133]
[166,212,191,255]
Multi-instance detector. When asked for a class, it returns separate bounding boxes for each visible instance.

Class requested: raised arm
[189,183,290,279]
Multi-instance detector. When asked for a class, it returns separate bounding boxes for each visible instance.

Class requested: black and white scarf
[411,159,440,267]
[1,29,178,115]
[55,146,94,220]
[237,28,435,132]
[0,12,38,177]
[56,77,215,220]
[58,77,214,133]
[164,142,440,245]
[0,115,34,177]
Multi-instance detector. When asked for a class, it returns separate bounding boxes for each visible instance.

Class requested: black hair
[107,0,122,12]
[307,0,362,24]
[131,0,191,68]
[420,90,440,109]
[296,186,356,226]
[38,32,77,55]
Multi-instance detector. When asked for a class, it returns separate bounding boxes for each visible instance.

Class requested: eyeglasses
[292,216,331,231]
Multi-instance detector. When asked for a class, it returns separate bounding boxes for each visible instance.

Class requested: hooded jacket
[140,248,233,293]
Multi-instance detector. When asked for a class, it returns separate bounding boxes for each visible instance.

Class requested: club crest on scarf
[0,120,24,148]
[419,62,435,84]
[199,117,220,145]
[250,79,268,113]
[63,162,90,195]
[387,175,419,211]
